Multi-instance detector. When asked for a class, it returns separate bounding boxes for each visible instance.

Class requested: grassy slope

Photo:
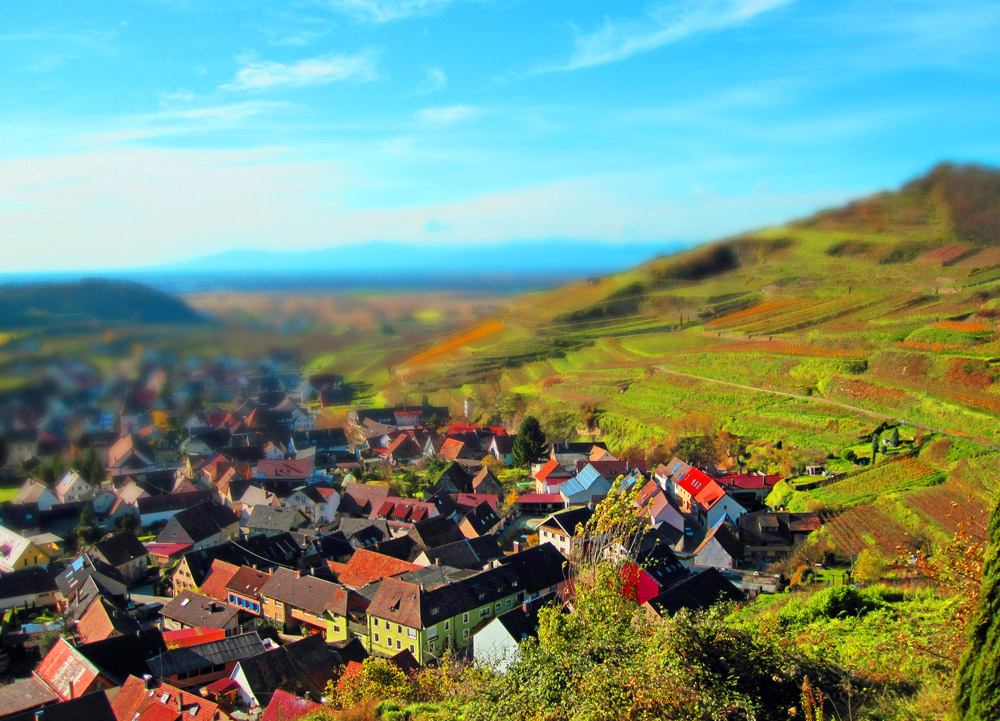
[350,162,1000,552]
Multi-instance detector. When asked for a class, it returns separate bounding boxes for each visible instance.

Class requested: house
[469,467,505,497]
[633,480,684,533]
[550,441,612,468]
[261,688,324,721]
[336,518,390,548]
[335,548,421,590]
[74,595,139,644]
[495,543,568,603]
[225,566,271,616]
[0,684,116,721]
[55,555,128,618]
[642,568,744,618]
[289,428,349,455]
[230,634,341,710]
[136,490,216,527]
[107,434,157,478]
[533,458,573,494]
[558,464,613,506]
[92,531,149,585]
[155,501,240,551]
[171,533,302,596]
[339,482,392,517]
[621,543,689,605]
[0,564,61,610]
[111,674,229,721]
[371,497,438,528]
[160,589,244,636]
[473,600,544,671]
[671,466,746,529]
[537,507,592,557]
[244,506,308,536]
[53,470,94,504]
[692,516,744,570]
[284,484,339,525]
[147,631,268,689]
[32,637,115,700]
[513,493,564,514]
[414,536,503,571]
[12,479,59,512]
[0,524,55,573]
[487,435,515,466]
[255,459,314,487]
[198,559,242,601]
[259,567,352,641]
[458,502,502,539]
[738,512,821,568]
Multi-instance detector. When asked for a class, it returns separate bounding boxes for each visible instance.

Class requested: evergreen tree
[890,427,900,448]
[74,448,104,487]
[870,432,880,465]
[512,416,549,468]
[956,498,1000,720]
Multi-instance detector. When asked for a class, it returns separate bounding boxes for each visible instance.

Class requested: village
[0,354,822,721]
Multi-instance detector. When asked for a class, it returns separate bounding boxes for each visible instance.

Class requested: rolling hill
[0,278,204,329]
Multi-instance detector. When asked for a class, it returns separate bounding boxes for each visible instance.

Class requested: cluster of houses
[0,359,822,720]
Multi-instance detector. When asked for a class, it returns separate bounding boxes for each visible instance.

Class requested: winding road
[653,366,1000,451]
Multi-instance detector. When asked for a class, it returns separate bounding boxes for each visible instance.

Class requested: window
[462,613,469,623]
[396,639,401,650]
[444,620,450,631]
[495,603,501,612]
[427,626,437,639]
[396,624,402,634]
[506,599,512,608]
[463,629,469,639]
[410,644,415,654]
[374,633,380,644]
[479,607,490,618]
[407,628,416,639]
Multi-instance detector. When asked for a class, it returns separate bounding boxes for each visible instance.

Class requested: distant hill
[0,278,203,329]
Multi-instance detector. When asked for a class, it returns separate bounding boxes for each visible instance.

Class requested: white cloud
[410,66,447,95]
[412,104,482,124]
[543,0,796,71]
[221,51,378,92]
[326,0,458,23]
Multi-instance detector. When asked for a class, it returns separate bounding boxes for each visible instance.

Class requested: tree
[74,448,104,487]
[889,427,901,448]
[870,431,880,465]
[40,456,66,486]
[853,548,885,583]
[956,498,1000,720]
[511,416,548,468]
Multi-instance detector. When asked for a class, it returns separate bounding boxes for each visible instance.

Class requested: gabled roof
[694,516,744,560]
[147,631,267,678]
[225,566,271,598]
[0,685,115,721]
[108,434,155,468]
[76,595,140,644]
[235,635,339,704]
[111,675,222,721]
[93,531,148,567]
[538,507,593,536]
[259,568,349,616]
[245,505,306,533]
[256,459,313,479]
[160,590,238,630]
[34,637,105,700]
[73,629,166,684]
[534,458,571,483]
[676,467,727,511]
[497,542,568,595]
[337,548,421,589]
[407,515,464,549]
[644,568,743,616]
[460,502,500,537]
[339,482,391,516]
[156,501,238,544]
[261,689,324,721]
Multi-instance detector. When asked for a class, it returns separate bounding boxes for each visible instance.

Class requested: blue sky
[2,0,1000,271]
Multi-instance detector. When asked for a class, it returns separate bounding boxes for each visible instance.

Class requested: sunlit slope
[371,163,1000,449]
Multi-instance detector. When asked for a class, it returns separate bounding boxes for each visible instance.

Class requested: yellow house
[258,567,353,643]
[0,525,55,573]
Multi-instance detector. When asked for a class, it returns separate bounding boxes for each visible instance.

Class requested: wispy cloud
[410,66,447,95]
[542,0,795,72]
[326,0,460,23]
[221,51,378,92]
[412,104,483,124]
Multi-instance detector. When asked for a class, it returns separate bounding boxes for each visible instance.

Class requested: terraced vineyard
[811,456,944,508]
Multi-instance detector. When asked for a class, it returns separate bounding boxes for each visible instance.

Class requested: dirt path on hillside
[653,366,1000,451]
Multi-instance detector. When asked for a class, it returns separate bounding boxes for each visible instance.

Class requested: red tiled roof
[438,438,465,461]
[35,638,103,700]
[261,689,323,721]
[409,506,428,522]
[198,560,241,601]
[718,473,782,490]
[163,627,227,649]
[515,493,564,504]
[111,675,220,721]
[204,678,240,694]
[677,468,726,511]
[145,543,193,559]
[455,493,499,510]
[256,459,313,479]
[337,548,421,589]
[376,501,395,517]
[535,458,571,483]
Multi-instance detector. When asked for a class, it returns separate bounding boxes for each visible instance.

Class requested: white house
[54,470,94,505]
[12,480,59,512]
[284,485,340,525]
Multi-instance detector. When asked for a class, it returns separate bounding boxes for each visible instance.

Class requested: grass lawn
[0,486,20,503]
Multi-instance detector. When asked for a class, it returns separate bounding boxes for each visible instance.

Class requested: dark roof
[246,505,306,533]
[93,531,148,567]
[148,631,267,678]
[291,428,348,448]
[421,535,503,571]
[0,564,60,601]
[497,542,567,595]
[225,566,272,598]
[339,482,391,516]
[644,568,744,616]
[75,629,167,684]
[337,518,389,547]
[632,543,688,588]
[738,512,820,546]
[539,507,593,536]
[56,555,127,604]
[460,502,500,537]
[0,678,59,718]
[160,590,239,629]
[407,516,465,550]
[157,501,239,544]
[1,688,116,721]
[494,598,546,642]
[179,533,302,586]
[137,490,214,516]
[695,517,744,559]
[237,635,340,702]
[260,567,349,616]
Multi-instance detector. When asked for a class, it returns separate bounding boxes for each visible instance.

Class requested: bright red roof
[677,468,726,511]
[163,627,227,649]
[261,689,323,721]
[535,458,571,483]
[145,542,193,558]
[337,548,420,589]
[515,493,564,504]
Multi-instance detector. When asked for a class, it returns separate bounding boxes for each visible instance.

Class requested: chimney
[177,692,183,711]
[142,674,155,690]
